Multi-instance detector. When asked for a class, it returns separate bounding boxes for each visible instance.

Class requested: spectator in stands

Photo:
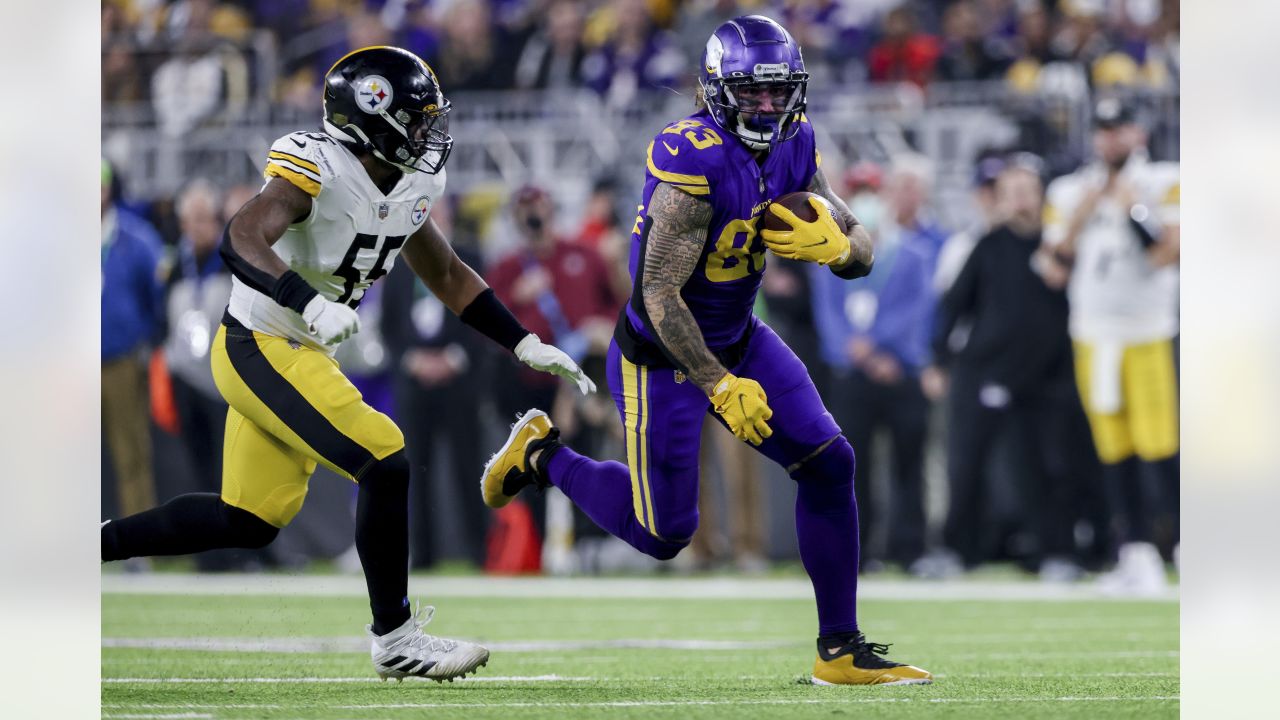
[151,36,224,136]
[581,0,685,107]
[429,0,519,91]
[867,4,940,87]
[103,38,148,106]
[809,159,937,572]
[487,185,621,419]
[381,199,491,568]
[1005,0,1069,93]
[576,177,632,302]
[160,180,239,570]
[882,154,948,273]
[514,0,588,90]
[932,155,1095,579]
[935,0,1012,81]
[102,160,164,560]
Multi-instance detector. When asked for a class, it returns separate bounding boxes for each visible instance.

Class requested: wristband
[271,270,320,314]
[460,288,530,352]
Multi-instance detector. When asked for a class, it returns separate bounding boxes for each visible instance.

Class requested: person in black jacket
[931,155,1100,577]
[381,239,490,569]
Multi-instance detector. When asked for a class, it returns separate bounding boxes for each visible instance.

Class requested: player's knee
[638,534,690,561]
[791,435,856,486]
[637,513,697,561]
[221,503,279,549]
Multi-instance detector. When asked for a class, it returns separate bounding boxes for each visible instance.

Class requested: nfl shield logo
[377,203,390,220]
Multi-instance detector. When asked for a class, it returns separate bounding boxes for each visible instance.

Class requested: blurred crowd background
[101,0,1179,587]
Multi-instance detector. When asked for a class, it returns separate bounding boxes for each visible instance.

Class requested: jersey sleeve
[645,118,726,197]
[1042,177,1071,247]
[1152,163,1180,226]
[798,114,820,190]
[263,132,326,198]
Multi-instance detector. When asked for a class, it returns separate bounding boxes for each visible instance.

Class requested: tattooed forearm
[641,183,725,394]
[809,167,874,269]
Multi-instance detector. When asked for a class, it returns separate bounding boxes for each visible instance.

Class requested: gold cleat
[811,633,932,686]
[481,409,557,508]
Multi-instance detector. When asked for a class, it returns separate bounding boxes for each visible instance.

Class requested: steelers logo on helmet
[356,75,394,114]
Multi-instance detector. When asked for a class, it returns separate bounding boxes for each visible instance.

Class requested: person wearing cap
[931,155,1099,579]
[1036,96,1180,595]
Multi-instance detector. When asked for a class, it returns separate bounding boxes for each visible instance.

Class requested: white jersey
[227,130,446,354]
[1044,150,1179,343]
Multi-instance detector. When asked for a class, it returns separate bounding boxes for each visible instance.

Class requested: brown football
[762,191,847,234]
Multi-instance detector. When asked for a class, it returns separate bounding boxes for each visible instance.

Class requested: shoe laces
[825,632,899,669]
[400,601,457,655]
[850,634,900,669]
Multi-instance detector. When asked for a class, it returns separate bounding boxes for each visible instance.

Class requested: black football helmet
[323,46,452,174]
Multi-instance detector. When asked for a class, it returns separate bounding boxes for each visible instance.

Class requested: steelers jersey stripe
[267,155,321,184]
[265,163,321,198]
[646,142,708,186]
[269,150,320,176]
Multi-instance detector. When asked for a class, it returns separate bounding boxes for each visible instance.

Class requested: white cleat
[369,603,489,683]
[1097,542,1169,597]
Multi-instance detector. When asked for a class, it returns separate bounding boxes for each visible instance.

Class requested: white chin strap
[322,117,422,174]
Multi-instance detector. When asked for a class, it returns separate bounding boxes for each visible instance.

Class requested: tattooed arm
[641,183,725,395]
[808,167,875,274]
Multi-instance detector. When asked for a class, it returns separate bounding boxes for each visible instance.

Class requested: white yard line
[102,715,212,719]
[104,696,1179,712]
[103,671,1177,684]
[101,573,1178,602]
[103,675,594,684]
[102,637,790,653]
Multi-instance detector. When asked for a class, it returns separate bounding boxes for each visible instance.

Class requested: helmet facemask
[388,102,453,174]
[704,69,808,151]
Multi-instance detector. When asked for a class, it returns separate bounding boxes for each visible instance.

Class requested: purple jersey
[620,108,821,357]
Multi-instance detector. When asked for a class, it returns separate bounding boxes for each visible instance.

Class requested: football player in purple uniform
[483,16,931,685]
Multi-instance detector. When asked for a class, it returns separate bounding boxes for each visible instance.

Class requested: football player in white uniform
[101,46,594,681]
[1037,97,1179,595]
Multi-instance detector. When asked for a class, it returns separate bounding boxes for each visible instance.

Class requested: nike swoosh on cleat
[662,141,680,156]
[290,136,306,148]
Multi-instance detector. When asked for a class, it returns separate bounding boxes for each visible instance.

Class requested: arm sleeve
[1042,179,1069,247]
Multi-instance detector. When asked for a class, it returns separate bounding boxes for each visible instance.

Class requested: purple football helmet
[700,15,808,150]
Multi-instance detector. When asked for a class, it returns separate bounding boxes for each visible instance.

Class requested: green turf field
[102,575,1178,719]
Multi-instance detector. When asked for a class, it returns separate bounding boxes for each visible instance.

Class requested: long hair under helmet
[699,16,809,151]
[322,46,453,174]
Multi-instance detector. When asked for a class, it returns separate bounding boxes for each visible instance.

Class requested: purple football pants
[546,318,861,635]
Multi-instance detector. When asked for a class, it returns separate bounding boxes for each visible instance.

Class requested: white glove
[302,295,361,345]
[514,334,596,394]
